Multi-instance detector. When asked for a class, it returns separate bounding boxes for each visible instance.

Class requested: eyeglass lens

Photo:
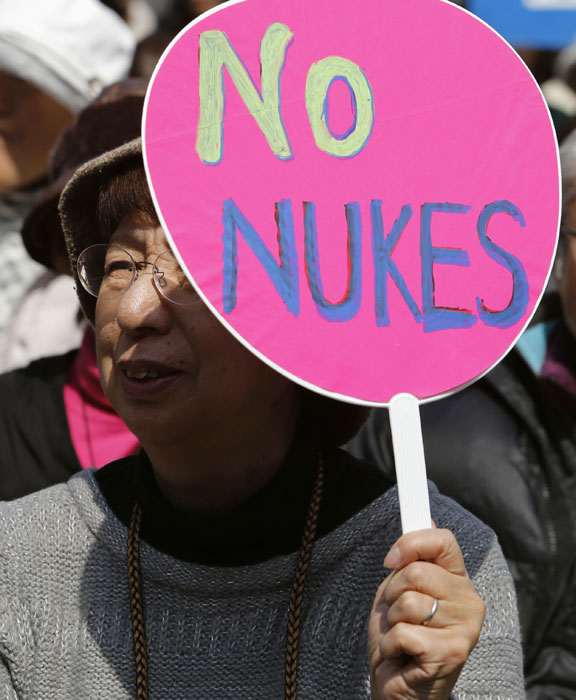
[77,244,193,305]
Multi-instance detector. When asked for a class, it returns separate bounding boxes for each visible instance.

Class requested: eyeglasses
[77,244,194,306]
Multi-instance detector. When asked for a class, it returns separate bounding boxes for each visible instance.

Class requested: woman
[0,139,524,699]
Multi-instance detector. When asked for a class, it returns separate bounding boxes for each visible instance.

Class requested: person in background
[0,79,143,501]
[132,0,228,78]
[0,0,135,370]
[540,41,576,136]
[102,0,160,45]
[349,130,576,698]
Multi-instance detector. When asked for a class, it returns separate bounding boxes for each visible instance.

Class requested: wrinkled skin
[95,214,300,513]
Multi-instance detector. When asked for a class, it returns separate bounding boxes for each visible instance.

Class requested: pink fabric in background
[144,0,560,405]
[64,328,140,469]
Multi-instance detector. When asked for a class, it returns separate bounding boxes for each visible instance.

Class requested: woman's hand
[367,527,485,700]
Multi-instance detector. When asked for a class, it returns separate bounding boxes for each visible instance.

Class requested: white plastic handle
[389,393,432,533]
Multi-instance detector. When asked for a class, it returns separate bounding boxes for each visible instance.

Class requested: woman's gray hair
[555,128,576,275]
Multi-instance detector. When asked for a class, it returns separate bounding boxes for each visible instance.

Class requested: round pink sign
[143,0,559,405]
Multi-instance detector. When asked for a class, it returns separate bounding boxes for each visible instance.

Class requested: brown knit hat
[22,77,147,269]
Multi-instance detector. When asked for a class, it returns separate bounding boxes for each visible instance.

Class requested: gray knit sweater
[0,470,524,699]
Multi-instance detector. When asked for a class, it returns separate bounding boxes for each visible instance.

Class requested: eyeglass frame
[76,243,194,306]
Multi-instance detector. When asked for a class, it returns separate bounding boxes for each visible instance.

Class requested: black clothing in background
[0,351,81,499]
[348,346,576,699]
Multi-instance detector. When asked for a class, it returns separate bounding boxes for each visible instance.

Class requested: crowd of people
[0,0,574,698]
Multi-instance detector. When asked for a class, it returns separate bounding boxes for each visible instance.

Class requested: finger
[383,528,467,577]
[379,621,473,668]
[372,624,465,700]
[382,559,469,607]
[386,591,442,629]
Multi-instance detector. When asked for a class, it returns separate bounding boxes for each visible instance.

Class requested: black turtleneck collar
[95,437,393,566]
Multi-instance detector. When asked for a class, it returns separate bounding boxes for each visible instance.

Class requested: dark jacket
[348,328,576,698]
[0,351,81,499]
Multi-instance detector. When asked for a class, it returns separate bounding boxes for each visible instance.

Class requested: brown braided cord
[285,456,325,700]
[127,456,325,700]
[128,502,148,700]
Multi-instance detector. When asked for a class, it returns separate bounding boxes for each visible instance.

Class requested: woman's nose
[114,272,173,335]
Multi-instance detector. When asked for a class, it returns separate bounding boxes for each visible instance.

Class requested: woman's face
[0,71,73,190]
[95,214,298,446]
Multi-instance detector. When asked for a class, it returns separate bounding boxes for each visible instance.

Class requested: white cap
[0,0,136,113]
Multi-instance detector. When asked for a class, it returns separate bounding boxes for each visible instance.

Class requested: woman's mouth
[118,361,183,398]
[125,368,163,380]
